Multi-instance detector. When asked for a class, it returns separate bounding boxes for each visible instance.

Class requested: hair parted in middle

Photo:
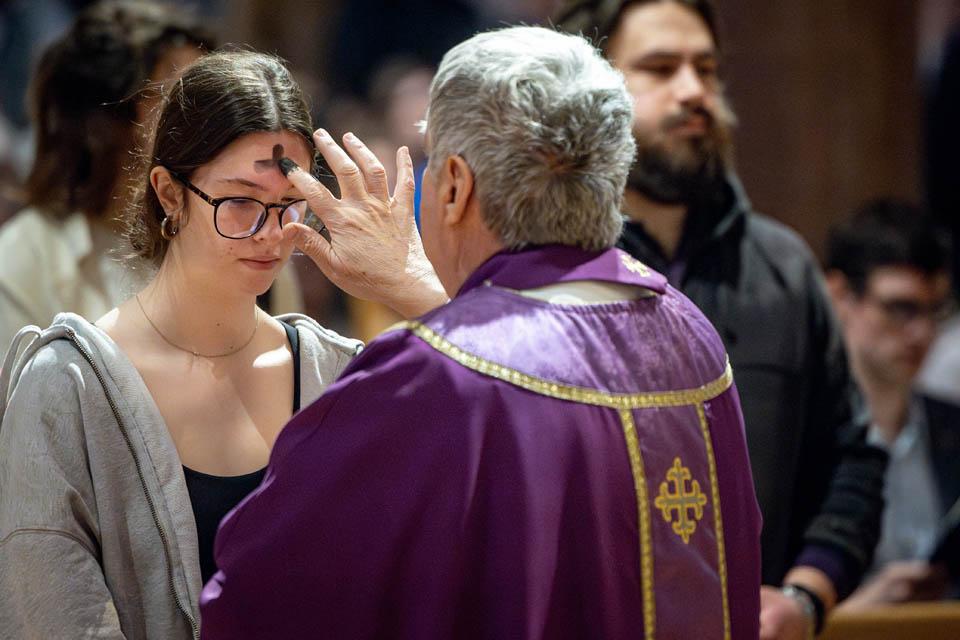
[126,50,315,266]
[423,25,635,251]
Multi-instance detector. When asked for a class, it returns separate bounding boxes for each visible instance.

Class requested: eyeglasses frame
[168,170,308,240]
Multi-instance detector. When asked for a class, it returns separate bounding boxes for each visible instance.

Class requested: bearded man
[556,2,888,639]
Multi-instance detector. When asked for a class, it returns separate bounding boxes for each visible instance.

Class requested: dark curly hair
[125,51,316,267]
[25,0,215,220]
[554,0,720,52]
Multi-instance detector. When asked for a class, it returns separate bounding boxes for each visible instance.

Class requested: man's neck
[859,376,913,444]
[623,188,688,260]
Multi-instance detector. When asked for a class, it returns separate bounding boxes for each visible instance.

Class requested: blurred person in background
[0,0,78,180]
[343,56,436,341]
[556,1,887,638]
[825,199,959,609]
[0,0,304,356]
[920,14,960,408]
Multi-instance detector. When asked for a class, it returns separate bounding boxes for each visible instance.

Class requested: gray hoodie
[0,312,361,639]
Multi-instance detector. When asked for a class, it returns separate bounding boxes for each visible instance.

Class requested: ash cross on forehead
[253,143,299,177]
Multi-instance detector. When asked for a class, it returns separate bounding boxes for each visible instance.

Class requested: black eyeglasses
[864,294,956,328]
[170,171,311,239]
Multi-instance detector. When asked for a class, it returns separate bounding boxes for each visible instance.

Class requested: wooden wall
[716,0,922,259]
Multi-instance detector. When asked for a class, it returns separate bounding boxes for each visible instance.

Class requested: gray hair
[424,26,635,250]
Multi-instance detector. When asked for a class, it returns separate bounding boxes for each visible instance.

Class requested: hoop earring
[160,215,179,240]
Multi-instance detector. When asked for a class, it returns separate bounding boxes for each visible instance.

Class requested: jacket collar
[620,173,751,272]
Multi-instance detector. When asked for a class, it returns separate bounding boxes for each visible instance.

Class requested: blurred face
[136,43,205,129]
[166,130,312,297]
[844,266,951,387]
[607,1,735,203]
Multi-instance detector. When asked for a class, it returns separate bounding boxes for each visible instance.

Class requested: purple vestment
[200,245,761,639]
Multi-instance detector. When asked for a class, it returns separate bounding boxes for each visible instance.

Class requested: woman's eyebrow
[214,177,265,190]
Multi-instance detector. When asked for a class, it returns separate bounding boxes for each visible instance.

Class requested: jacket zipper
[64,328,200,639]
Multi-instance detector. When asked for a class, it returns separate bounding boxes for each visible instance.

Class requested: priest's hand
[283,129,449,319]
[759,585,812,640]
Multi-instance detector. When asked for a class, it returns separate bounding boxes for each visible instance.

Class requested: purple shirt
[201,245,761,639]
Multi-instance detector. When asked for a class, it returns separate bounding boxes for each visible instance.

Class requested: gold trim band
[620,409,656,640]
[696,403,731,640]
[396,319,737,639]
[401,321,733,409]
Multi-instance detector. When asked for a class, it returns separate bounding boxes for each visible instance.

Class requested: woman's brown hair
[25,0,214,220]
[126,51,315,266]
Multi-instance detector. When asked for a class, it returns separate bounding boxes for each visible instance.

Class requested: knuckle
[341,164,362,178]
[302,185,326,202]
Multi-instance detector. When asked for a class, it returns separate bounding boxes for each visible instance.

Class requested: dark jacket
[921,393,960,580]
[619,178,887,592]
[922,394,960,515]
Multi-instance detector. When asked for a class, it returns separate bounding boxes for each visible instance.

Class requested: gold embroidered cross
[620,253,651,277]
[654,457,707,544]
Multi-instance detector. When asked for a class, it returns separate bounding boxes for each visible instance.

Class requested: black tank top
[183,320,300,584]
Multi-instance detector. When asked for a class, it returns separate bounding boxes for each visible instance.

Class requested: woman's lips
[240,257,280,271]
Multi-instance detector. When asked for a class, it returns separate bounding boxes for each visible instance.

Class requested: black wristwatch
[781,583,825,636]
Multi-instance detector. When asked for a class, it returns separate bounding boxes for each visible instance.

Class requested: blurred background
[1,0,957,339]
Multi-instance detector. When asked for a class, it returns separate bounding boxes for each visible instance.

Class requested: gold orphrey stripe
[401,321,733,410]
[620,408,656,640]
[696,403,732,640]
[401,320,735,640]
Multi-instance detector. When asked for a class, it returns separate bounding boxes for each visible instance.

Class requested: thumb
[287,222,335,274]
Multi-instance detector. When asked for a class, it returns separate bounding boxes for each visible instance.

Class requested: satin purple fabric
[200,245,761,639]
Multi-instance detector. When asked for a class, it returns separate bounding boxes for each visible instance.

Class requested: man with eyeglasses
[825,199,960,609]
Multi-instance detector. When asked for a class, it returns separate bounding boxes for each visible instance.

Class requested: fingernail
[315,129,330,140]
[344,132,357,142]
[278,157,299,177]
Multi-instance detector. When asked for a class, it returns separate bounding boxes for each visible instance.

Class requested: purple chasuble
[200,245,761,639]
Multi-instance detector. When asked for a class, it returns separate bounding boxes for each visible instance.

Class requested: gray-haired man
[201,25,762,639]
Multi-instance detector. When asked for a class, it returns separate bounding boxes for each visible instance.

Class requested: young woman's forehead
[207,131,312,173]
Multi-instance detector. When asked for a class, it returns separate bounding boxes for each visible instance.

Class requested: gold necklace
[135,293,260,358]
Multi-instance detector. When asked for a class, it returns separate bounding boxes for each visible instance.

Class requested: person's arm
[200,334,472,638]
[838,561,949,611]
[282,130,448,318]
[0,352,127,638]
[760,267,887,640]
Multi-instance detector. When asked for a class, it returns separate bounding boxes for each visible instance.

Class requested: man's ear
[439,155,474,226]
[150,166,187,226]
[825,270,853,320]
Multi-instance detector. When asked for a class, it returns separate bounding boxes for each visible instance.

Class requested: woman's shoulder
[3,313,127,398]
[276,314,363,404]
[1,316,105,424]
[277,313,363,359]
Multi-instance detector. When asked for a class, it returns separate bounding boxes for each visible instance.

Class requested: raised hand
[283,129,448,319]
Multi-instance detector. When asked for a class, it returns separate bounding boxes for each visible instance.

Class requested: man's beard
[627,98,737,206]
